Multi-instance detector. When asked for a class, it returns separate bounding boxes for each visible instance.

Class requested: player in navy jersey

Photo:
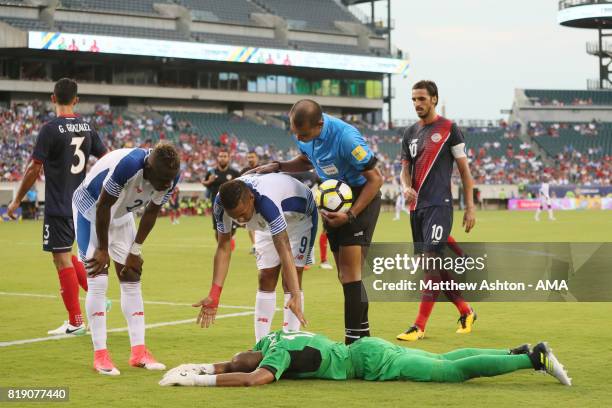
[397,80,477,342]
[248,99,383,345]
[7,78,107,336]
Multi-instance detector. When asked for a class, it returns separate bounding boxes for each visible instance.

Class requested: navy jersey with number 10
[400,116,466,211]
[32,114,107,217]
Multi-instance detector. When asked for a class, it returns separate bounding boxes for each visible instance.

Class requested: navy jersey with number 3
[32,115,106,217]
[400,116,465,211]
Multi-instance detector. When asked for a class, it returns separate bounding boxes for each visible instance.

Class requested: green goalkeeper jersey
[252,330,352,381]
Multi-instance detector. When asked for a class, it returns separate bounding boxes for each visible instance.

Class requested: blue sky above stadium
[358,0,596,121]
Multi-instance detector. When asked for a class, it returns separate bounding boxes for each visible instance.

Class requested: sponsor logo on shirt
[431,133,442,143]
[351,146,368,161]
[320,164,339,175]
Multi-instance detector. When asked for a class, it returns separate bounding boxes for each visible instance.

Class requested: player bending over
[160,329,571,387]
[73,143,180,375]
[7,78,107,336]
[192,173,315,341]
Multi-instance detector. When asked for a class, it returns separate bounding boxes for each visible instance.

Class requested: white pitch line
[0,310,254,348]
[0,291,255,310]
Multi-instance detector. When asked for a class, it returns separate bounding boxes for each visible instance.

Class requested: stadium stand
[525,89,612,106]
[58,0,166,16]
[180,0,263,25]
[289,40,370,55]
[55,21,186,41]
[1,102,609,186]
[529,122,612,157]
[251,0,362,32]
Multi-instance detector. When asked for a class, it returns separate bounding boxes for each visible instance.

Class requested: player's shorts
[73,208,136,265]
[326,186,381,253]
[42,214,75,253]
[170,201,180,210]
[539,196,552,208]
[349,337,435,382]
[254,211,318,270]
[410,205,453,254]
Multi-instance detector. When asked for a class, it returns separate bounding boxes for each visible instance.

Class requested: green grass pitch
[1,210,612,407]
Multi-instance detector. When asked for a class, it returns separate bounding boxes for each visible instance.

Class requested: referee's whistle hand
[320,210,348,228]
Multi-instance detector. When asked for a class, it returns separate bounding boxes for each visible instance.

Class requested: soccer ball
[314,179,353,213]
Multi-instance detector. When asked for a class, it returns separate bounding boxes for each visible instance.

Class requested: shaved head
[290,99,322,128]
[289,99,324,142]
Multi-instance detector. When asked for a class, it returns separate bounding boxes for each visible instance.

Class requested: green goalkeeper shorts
[349,337,443,382]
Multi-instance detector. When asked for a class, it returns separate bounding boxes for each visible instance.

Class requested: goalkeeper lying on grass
[160,329,571,387]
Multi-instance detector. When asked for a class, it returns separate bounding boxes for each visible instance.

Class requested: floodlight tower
[558,0,612,89]
[343,0,395,125]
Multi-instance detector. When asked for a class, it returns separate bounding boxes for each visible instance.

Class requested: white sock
[283,291,304,332]
[86,275,108,351]
[120,281,145,347]
[254,291,276,342]
[548,209,554,219]
[535,208,541,220]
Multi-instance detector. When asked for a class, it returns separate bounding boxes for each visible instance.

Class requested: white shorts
[254,217,316,270]
[73,207,136,265]
[539,196,552,207]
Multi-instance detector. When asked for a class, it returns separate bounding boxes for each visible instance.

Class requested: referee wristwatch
[346,210,356,224]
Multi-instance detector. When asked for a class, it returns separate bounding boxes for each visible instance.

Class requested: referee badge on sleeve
[351,146,368,161]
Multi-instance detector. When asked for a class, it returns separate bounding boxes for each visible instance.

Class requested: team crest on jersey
[226,174,233,180]
[431,133,442,143]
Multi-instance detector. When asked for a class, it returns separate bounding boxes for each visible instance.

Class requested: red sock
[319,232,328,263]
[440,270,472,315]
[230,238,236,252]
[71,255,88,291]
[414,274,441,331]
[58,267,83,326]
[447,235,464,257]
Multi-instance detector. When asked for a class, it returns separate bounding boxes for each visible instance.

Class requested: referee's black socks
[343,281,370,345]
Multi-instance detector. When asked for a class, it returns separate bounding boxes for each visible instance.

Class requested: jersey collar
[316,113,331,141]
[59,113,78,118]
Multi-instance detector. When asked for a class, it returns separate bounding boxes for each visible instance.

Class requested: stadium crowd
[1,102,610,187]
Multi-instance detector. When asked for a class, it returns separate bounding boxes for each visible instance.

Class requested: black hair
[219,180,249,210]
[289,99,322,128]
[412,80,439,106]
[153,142,180,171]
[53,78,78,105]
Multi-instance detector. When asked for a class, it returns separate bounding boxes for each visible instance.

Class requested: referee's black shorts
[326,185,381,253]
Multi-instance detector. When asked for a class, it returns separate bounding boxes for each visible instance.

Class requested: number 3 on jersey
[70,136,86,174]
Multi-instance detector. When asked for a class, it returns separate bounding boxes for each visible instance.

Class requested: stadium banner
[507,198,611,211]
[362,242,612,302]
[27,31,410,75]
[526,184,612,197]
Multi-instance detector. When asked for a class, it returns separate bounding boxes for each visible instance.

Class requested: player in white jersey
[192,173,316,341]
[72,143,180,376]
[393,177,409,221]
[535,177,555,222]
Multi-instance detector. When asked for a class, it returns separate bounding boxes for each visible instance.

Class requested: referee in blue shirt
[252,99,383,344]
